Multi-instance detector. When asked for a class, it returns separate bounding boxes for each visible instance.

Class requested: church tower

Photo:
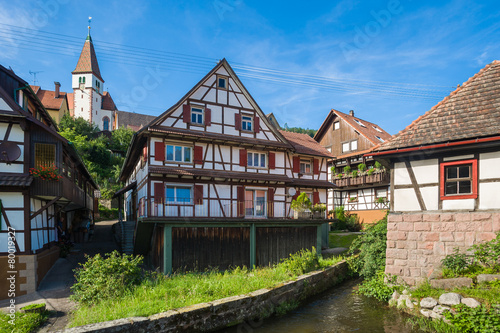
[71,21,112,130]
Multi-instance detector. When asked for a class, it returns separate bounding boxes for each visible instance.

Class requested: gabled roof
[31,85,68,110]
[280,130,333,158]
[102,91,116,111]
[116,110,156,131]
[376,60,500,152]
[72,35,104,82]
[314,109,392,145]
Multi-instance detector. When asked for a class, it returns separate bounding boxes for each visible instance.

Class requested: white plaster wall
[420,186,439,211]
[479,152,500,180]
[191,86,208,100]
[479,182,500,209]
[442,198,475,210]
[228,78,241,92]
[394,162,411,185]
[217,90,227,104]
[411,159,438,184]
[211,105,222,124]
[6,124,24,143]
[393,188,421,211]
[228,92,241,107]
[204,89,216,103]
[443,154,474,162]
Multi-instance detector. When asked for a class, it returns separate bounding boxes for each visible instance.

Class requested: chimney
[349,110,354,117]
[54,82,61,98]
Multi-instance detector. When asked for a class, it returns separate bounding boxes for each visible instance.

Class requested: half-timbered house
[117,59,334,273]
[370,60,500,285]
[314,109,392,223]
[0,65,97,300]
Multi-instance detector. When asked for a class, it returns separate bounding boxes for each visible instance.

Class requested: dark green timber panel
[172,227,250,271]
[256,226,317,266]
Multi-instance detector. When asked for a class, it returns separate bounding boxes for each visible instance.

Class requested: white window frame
[165,184,193,204]
[247,151,267,168]
[191,106,204,125]
[334,121,340,130]
[165,144,192,163]
[245,188,267,218]
[242,115,253,132]
[300,159,312,174]
[342,140,358,153]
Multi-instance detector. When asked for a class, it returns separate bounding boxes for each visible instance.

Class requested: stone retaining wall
[385,211,500,285]
[58,261,349,333]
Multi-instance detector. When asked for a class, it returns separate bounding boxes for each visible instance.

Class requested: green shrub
[374,161,382,169]
[352,170,358,177]
[0,311,49,333]
[470,232,500,267]
[98,204,119,220]
[71,251,144,305]
[345,214,362,232]
[357,271,398,302]
[444,304,500,333]
[348,214,387,279]
[441,248,473,275]
[279,248,320,276]
[343,165,351,174]
[367,168,375,176]
[357,163,367,172]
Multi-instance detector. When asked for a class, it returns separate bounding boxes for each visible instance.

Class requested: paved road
[0,220,119,332]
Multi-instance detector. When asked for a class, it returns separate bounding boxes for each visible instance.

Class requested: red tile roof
[34,89,67,110]
[72,39,104,82]
[334,110,392,145]
[279,130,333,158]
[102,91,116,111]
[376,60,500,151]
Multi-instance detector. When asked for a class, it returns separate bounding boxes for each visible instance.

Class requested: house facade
[0,65,97,300]
[314,109,392,223]
[371,60,500,285]
[117,59,334,273]
[31,82,70,124]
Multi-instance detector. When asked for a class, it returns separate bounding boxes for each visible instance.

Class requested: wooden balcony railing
[332,171,389,188]
[30,176,89,209]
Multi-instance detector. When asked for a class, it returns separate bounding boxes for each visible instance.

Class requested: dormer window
[375,136,384,142]
[242,115,253,131]
[373,126,382,133]
[354,119,366,127]
[217,75,228,89]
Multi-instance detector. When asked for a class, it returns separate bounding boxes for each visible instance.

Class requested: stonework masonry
[385,212,500,285]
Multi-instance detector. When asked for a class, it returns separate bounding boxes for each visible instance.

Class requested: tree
[282,123,317,137]
[110,126,134,153]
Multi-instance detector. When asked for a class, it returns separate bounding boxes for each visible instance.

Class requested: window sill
[440,194,477,200]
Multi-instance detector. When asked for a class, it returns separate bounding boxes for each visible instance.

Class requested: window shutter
[237,186,245,217]
[313,159,319,175]
[194,185,203,205]
[235,113,241,130]
[268,152,275,169]
[154,183,164,204]
[194,146,203,164]
[183,104,190,123]
[313,192,320,205]
[268,187,274,218]
[254,116,260,133]
[293,156,300,173]
[154,142,165,161]
[143,145,148,162]
[239,149,247,166]
[205,108,211,126]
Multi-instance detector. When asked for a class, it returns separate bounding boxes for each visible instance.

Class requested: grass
[69,253,344,327]
[0,310,50,333]
[329,232,360,248]
[407,316,461,333]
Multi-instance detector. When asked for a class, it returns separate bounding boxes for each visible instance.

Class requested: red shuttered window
[268,152,275,169]
[239,149,247,166]
[194,146,203,164]
[155,142,165,161]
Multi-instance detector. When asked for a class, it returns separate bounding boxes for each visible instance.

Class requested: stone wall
[57,261,350,333]
[385,212,500,285]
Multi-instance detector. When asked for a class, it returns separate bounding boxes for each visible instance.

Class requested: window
[103,117,110,131]
[191,107,204,125]
[166,185,191,204]
[440,159,477,200]
[334,121,340,130]
[354,119,366,127]
[245,189,267,217]
[247,152,266,168]
[375,136,384,143]
[373,126,382,133]
[242,115,253,131]
[217,76,227,89]
[166,144,192,163]
[300,159,311,174]
[376,188,387,199]
[342,140,358,153]
[34,143,55,167]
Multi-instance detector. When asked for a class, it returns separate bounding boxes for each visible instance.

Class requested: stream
[219,279,422,333]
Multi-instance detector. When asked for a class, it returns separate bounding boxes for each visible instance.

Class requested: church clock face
[79,83,85,90]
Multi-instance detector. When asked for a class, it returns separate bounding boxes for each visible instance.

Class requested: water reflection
[219,279,421,333]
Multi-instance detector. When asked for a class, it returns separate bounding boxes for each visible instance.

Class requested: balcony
[332,170,389,188]
[30,176,88,209]
[141,199,328,221]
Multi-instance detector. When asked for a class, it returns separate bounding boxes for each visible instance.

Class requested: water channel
[219,279,422,333]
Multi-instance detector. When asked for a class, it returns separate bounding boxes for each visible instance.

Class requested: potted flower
[376,197,387,204]
[348,196,358,203]
[311,203,327,219]
[29,164,63,181]
[291,192,312,219]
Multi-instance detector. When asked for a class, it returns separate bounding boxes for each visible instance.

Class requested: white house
[370,60,500,285]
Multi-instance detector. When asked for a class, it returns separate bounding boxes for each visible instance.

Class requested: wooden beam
[249,223,256,268]
[405,161,426,211]
[163,226,172,275]
[30,196,61,220]
[316,225,322,255]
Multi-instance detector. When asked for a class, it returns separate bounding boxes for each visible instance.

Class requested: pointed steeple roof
[72,32,104,82]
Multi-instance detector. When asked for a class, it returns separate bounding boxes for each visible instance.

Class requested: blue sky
[0,0,499,135]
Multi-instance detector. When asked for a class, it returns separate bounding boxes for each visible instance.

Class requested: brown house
[315,109,392,223]
[31,82,70,124]
[0,64,97,299]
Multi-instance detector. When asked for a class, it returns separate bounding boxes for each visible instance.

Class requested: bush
[357,271,398,302]
[352,170,358,177]
[98,204,119,220]
[348,214,387,279]
[357,163,367,172]
[71,251,144,305]
[343,165,351,174]
[470,232,500,267]
[279,248,320,276]
[331,206,362,231]
[441,248,473,275]
[444,304,500,333]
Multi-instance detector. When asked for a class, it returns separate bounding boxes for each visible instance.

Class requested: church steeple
[72,17,104,82]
